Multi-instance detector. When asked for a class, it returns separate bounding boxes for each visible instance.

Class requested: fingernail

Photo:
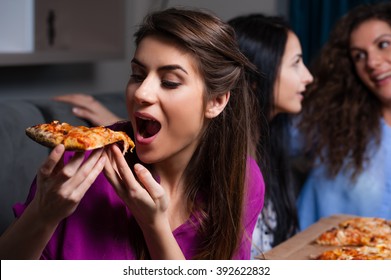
[54,144,64,154]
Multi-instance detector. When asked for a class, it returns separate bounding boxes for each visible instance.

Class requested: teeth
[139,115,153,121]
[376,72,391,80]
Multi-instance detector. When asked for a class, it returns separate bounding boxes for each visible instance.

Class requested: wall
[0,0,288,100]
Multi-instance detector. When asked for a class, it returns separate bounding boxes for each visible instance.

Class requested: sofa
[0,92,128,234]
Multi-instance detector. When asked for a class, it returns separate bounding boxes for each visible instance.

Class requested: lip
[134,111,157,122]
[136,132,158,145]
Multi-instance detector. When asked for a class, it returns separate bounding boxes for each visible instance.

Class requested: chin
[136,150,156,164]
[293,104,303,114]
[286,106,301,115]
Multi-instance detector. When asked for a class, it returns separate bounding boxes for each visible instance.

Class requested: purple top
[14,152,264,260]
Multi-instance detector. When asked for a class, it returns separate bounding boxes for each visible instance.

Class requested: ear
[205,91,230,119]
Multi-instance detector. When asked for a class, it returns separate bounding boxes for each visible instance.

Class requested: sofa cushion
[0,101,48,234]
[94,93,128,121]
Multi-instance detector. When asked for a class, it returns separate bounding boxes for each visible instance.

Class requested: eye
[162,80,181,89]
[292,55,302,67]
[378,40,390,49]
[351,51,366,62]
[129,74,144,83]
[129,63,145,84]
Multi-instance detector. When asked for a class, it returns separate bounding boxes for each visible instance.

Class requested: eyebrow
[131,58,189,75]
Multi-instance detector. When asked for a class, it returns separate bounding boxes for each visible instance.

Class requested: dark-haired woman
[228,14,313,257]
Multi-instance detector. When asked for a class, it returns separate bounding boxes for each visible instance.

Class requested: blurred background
[0,0,387,100]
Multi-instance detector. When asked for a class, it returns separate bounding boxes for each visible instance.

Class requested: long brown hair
[130,7,261,259]
[299,2,391,179]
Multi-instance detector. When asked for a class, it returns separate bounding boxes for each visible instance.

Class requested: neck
[153,157,190,230]
[154,157,187,193]
[382,106,391,127]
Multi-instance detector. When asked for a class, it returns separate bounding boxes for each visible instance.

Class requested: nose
[366,51,382,70]
[303,66,314,85]
[131,76,158,105]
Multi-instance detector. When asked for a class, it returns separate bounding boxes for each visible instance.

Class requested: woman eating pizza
[0,7,265,260]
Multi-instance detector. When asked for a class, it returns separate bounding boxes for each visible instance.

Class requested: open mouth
[136,116,161,138]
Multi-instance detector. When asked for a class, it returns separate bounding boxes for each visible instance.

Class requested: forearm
[0,203,58,260]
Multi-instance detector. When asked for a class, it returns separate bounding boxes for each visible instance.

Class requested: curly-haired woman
[297,1,391,230]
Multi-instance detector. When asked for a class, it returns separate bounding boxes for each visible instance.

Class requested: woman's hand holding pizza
[104,145,186,259]
[31,144,106,225]
[103,145,169,231]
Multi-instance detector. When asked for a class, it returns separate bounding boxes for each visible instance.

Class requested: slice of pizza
[339,217,391,235]
[315,217,391,247]
[26,120,135,154]
[315,245,391,260]
[315,226,366,246]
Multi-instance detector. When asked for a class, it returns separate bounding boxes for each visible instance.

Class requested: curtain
[289,0,389,65]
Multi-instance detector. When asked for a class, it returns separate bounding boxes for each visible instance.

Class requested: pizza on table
[313,217,391,260]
